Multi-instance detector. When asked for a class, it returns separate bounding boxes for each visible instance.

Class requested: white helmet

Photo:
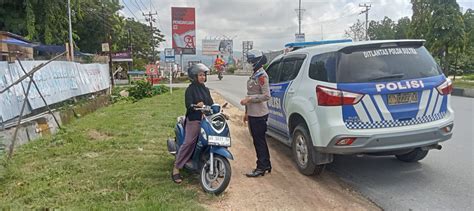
[247,49,267,71]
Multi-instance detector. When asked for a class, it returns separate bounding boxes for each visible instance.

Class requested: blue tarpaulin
[0,37,35,47]
[34,45,90,56]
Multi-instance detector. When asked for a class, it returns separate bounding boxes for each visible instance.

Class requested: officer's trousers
[248,114,271,170]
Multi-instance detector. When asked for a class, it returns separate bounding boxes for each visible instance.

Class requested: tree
[410,0,433,40]
[344,19,365,41]
[429,0,465,75]
[0,0,165,70]
[395,17,411,39]
[458,9,474,72]
[368,16,396,40]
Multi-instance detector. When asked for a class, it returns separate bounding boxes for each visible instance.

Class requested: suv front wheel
[292,124,325,175]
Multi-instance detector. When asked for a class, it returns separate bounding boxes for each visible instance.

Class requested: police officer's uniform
[246,67,272,173]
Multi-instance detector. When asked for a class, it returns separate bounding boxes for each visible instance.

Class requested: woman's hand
[243,114,248,123]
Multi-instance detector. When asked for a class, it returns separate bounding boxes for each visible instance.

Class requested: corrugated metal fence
[0,61,110,122]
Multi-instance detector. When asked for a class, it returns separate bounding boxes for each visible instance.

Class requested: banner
[111,51,132,62]
[171,7,196,55]
[202,40,233,56]
[202,40,220,55]
[0,61,110,122]
[218,40,233,56]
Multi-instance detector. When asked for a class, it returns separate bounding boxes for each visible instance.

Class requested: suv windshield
[336,46,442,83]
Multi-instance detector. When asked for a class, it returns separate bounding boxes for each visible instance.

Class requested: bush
[227,65,237,74]
[152,85,170,95]
[128,80,153,100]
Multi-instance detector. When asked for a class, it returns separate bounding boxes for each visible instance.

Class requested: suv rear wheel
[292,124,325,175]
[395,148,428,162]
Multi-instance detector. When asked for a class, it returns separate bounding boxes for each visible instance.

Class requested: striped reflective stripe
[362,96,382,122]
[354,98,370,122]
[416,89,431,118]
[373,95,393,121]
[425,89,438,116]
[433,94,444,114]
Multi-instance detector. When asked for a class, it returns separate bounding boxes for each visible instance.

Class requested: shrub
[127,80,153,100]
[152,85,170,95]
[227,65,237,74]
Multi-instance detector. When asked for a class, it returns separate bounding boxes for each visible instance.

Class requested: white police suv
[265,39,454,175]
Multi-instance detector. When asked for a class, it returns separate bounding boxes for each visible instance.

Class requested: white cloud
[120,0,473,51]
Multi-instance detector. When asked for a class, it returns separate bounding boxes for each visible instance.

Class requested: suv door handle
[288,89,295,94]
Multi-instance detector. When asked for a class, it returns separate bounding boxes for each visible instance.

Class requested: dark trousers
[248,114,271,170]
[174,119,200,169]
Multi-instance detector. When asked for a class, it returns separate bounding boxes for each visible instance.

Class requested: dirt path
[202,92,380,210]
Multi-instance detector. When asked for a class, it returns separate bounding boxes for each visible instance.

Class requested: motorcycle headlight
[211,115,226,131]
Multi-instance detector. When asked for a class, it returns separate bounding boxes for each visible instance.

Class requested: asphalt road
[206,74,474,211]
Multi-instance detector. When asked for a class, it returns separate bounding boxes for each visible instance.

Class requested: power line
[122,0,140,20]
[149,0,158,12]
[138,0,148,11]
[133,0,145,14]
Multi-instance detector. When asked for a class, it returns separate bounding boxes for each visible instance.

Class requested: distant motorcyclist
[214,55,225,72]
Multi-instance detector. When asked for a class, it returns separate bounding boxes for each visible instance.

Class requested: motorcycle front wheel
[199,155,231,195]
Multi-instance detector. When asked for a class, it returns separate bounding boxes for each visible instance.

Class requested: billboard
[171,7,196,55]
[202,40,233,56]
[202,40,220,55]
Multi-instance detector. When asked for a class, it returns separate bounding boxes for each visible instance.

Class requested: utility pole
[143,11,158,63]
[298,0,302,34]
[67,0,74,61]
[295,0,305,42]
[128,28,133,70]
[321,25,323,40]
[359,3,371,41]
[101,1,114,86]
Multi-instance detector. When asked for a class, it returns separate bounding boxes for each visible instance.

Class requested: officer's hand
[196,102,204,107]
[240,97,250,105]
[243,114,248,123]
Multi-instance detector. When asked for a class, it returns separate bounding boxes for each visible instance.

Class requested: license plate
[388,92,418,105]
[208,136,231,147]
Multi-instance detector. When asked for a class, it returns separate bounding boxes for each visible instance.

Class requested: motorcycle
[167,103,232,195]
[217,70,223,80]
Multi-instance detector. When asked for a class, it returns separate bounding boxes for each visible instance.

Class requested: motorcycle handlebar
[190,104,211,112]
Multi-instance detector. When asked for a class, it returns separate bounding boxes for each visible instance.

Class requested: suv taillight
[436,79,453,95]
[316,86,364,106]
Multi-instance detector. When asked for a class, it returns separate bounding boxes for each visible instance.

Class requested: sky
[119,0,474,52]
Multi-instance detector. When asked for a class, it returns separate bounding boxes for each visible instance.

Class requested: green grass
[453,80,474,89]
[0,89,206,210]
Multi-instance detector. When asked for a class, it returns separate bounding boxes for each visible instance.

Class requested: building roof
[0,31,32,43]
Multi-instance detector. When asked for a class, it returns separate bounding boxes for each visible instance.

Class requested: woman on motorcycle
[172,63,214,184]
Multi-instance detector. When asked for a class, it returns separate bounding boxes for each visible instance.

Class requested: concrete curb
[452,88,474,98]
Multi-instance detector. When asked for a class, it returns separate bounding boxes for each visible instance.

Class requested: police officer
[240,49,271,177]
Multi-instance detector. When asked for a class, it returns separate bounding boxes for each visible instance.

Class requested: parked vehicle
[265,40,454,175]
[167,103,232,194]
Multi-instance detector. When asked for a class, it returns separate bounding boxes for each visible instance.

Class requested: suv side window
[266,60,281,84]
[279,54,306,82]
[309,53,337,82]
